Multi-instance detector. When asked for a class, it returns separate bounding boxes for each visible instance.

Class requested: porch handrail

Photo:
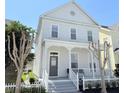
[70,68,79,90]
[72,68,110,77]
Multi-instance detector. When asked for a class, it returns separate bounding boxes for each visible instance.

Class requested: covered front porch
[41,39,115,92]
[41,39,111,79]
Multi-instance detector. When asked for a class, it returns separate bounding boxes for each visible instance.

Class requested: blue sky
[6,0,119,29]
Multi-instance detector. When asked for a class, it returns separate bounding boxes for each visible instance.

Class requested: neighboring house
[110,24,119,65]
[99,26,116,75]
[5,19,12,24]
[33,1,117,92]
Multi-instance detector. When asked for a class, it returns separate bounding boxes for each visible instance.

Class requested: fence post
[83,75,85,91]
[77,73,79,90]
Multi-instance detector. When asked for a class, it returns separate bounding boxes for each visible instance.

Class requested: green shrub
[114,64,119,77]
[111,81,116,88]
[21,70,37,83]
[29,78,35,84]
[87,83,92,89]
[106,82,111,88]
[29,71,36,80]
[21,86,46,93]
[116,81,119,87]
[95,83,100,89]
[5,89,14,93]
[21,87,31,93]
[21,72,28,82]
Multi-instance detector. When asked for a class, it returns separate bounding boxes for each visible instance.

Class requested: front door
[49,56,58,76]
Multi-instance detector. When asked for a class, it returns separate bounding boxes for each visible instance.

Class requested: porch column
[42,45,49,78]
[90,52,95,78]
[43,45,49,92]
[41,46,45,78]
[45,46,48,74]
[68,48,72,78]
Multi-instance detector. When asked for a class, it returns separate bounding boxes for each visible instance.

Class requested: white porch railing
[72,68,111,79]
[70,68,79,90]
[70,66,118,91]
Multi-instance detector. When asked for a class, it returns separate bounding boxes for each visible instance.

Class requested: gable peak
[70,0,75,3]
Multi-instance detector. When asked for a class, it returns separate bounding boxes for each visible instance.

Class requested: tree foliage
[5,21,35,68]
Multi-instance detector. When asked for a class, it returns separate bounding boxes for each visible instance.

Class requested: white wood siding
[42,19,99,43]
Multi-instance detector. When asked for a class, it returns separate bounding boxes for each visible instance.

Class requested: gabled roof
[41,1,98,25]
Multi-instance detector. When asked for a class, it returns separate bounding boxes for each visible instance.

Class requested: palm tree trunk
[15,70,23,93]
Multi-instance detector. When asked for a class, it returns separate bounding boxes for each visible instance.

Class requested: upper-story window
[88,31,93,41]
[71,28,76,40]
[52,25,58,38]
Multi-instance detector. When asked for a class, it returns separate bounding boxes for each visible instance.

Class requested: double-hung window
[52,25,58,38]
[94,63,96,72]
[71,53,78,68]
[89,63,92,72]
[88,31,93,41]
[71,28,76,40]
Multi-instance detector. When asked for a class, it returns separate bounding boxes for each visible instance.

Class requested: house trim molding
[42,16,100,28]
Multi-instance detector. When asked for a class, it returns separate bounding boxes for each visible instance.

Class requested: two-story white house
[33,1,116,92]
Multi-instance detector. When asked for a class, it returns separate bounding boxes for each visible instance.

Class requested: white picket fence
[5,81,46,93]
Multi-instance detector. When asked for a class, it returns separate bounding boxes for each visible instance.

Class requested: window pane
[52,25,58,38]
[94,63,96,72]
[89,63,92,72]
[52,31,58,37]
[89,63,92,68]
[71,53,78,68]
[71,63,78,68]
[71,34,76,39]
[51,57,56,66]
[50,52,58,55]
[71,53,78,63]
[88,31,92,41]
[94,63,96,68]
[71,28,76,40]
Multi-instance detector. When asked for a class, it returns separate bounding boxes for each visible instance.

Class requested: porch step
[48,80,78,93]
